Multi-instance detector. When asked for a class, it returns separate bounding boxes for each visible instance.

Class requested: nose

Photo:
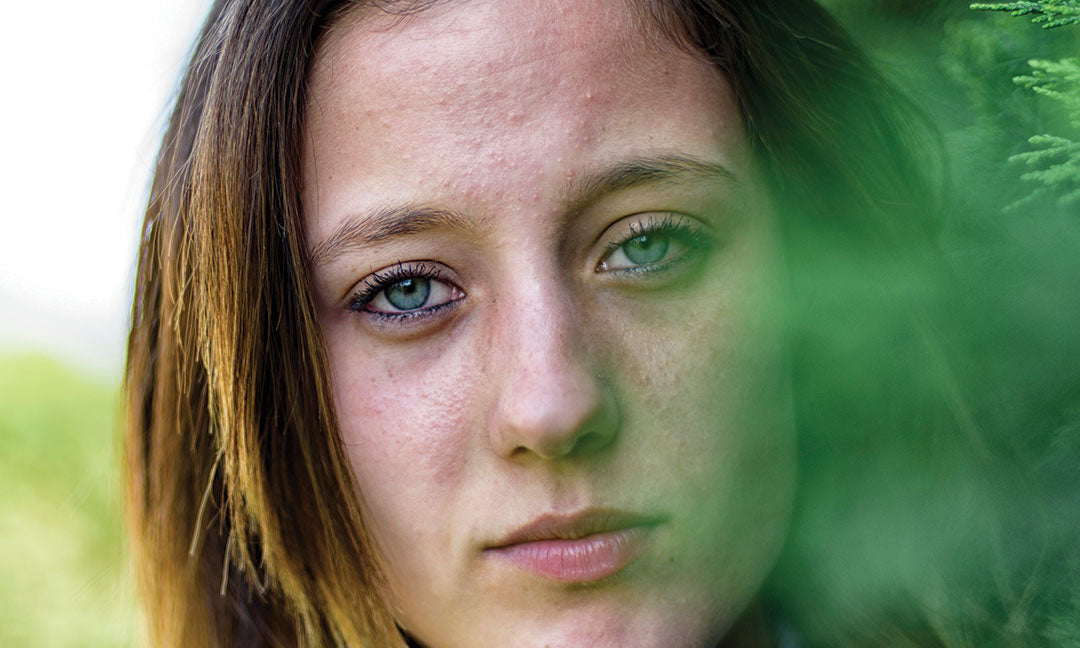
[489,282,617,461]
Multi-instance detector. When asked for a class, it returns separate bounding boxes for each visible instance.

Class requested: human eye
[596,213,715,283]
[347,261,465,325]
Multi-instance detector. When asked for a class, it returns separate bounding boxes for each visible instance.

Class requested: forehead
[313,0,674,96]
[318,0,642,78]
[303,0,745,231]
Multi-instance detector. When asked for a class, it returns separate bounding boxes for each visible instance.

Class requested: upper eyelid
[364,261,441,289]
[609,210,700,232]
[346,261,455,309]
[600,213,708,250]
[341,260,454,301]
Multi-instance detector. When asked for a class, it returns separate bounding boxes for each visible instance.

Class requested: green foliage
[1009,57,1080,208]
[834,5,1080,646]
[1045,590,1080,647]
[971,0,1080,28]
[967,1,1080,210]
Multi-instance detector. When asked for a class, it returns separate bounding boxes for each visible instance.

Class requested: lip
[484,509,663,583]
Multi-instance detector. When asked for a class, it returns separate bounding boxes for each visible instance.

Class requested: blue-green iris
[623,234,670,265]
[385,278,431,311]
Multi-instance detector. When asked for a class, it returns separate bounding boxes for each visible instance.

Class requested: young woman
[125,1,977,646]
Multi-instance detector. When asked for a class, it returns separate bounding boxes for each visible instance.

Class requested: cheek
[326,321,482,506]
[610,299,780,468]
[598,226,796,537]
[607,238,790,442]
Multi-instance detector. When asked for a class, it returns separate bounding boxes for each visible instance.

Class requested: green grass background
[0,353,135,646]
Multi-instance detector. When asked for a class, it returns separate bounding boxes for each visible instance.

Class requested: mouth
[483,509,664,583]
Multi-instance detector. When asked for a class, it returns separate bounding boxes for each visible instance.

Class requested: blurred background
[0,0,1076,646]
[0,1,212,645]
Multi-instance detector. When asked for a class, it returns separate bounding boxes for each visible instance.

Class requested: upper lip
[487,508,665,548]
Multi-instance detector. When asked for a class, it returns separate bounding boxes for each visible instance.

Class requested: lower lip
[486,527,653,583]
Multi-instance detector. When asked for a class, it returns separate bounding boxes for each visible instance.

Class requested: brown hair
[125,1,963,646]
[125,1,400,644]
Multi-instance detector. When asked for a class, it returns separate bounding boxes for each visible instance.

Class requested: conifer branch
[971,1,1080,28]
[970,1,1080,209]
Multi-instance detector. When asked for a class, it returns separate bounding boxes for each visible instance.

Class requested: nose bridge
[512,274,576,373]
[490,268,615,461]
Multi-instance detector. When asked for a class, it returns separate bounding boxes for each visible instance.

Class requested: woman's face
[303,1,795,646]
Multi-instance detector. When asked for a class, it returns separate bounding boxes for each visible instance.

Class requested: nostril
[562,424,617,458]
[495,372,618,462]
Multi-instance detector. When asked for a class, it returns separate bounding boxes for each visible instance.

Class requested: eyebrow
[308,154,736,267]
[563,154,737,214]
[309,205,482,267]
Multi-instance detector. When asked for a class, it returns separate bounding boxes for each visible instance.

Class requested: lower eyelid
[600,227,711,270]
[351,279,466,325]
[361,296,464,331]
[605,248,697,276]
[598,235,717,287]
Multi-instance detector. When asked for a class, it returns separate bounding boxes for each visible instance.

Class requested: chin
[409,596,730,648]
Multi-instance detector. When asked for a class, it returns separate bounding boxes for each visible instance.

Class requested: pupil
[386,278,431,311]
[623,234,669,265]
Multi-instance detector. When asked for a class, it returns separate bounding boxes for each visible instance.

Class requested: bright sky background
[0,0,213,378]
